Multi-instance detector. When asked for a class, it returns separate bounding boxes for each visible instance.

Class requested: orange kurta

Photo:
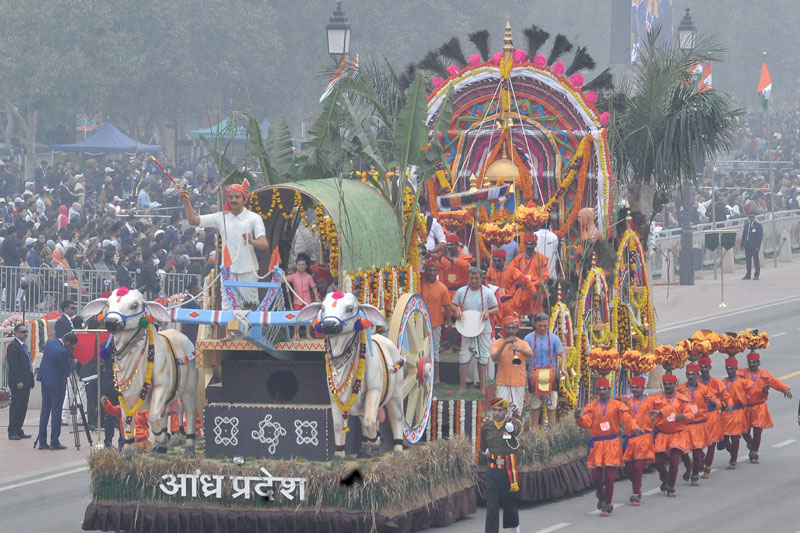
[700,376,731,443]
[676,382,713,450]
[622,394,657,462]
[509,252,548,314]
[102,398,150,445]
[576,398,639,468]
[721,377,753,435]
[438,253,472,293]
[652,393,694,454]
[737,368,791,429]
[486,265,531,319]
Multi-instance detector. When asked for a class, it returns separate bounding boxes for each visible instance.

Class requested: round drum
[455,310,484,338]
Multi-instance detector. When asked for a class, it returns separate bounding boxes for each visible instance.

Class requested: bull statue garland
[297,291,405,462]
[82,287,199,457]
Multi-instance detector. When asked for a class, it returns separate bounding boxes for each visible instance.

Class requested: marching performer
[575,378,641,516]
[721,358,753,469]
[482,398,523,533]
[698,356,730,475]
[676,364,713,486]
[737,352,792,463]
[623,376,657,506]
[649,374,693,497]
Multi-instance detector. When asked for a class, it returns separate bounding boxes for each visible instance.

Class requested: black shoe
[18,431,31,439]
[50,442,67,450]
[38,443,51,450]
[742,275,751,280]
[8,433,20,441]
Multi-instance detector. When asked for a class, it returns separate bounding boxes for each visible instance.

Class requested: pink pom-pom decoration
[432,77,444,88]
[116,287,129,296]
[599,111,610,126]
[468,54,481,66]
[491,52,503,65]
[513,49,528,63]
[585,91,598,104]
[332,291,345,299]
[552,61,565,75]
[533,54,547,67]
[569,73,585,87]
[446,64,460,77]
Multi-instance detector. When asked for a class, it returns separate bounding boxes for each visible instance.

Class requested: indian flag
[757,59,772,111]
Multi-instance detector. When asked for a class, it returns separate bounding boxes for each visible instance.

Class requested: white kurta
[197,208,265,274]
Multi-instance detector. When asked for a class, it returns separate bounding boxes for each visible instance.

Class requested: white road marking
[773,332,788,337]
[0,466,86,493]
[532,523,571,533]
[589,502,622,515]
[643,487,662,496]
[658,295,800,332]
[771,439,797,448]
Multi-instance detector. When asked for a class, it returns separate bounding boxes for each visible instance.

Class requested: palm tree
[609,31,743,247]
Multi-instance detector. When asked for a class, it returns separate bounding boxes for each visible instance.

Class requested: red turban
[523,232,537,244]
[662,374,678,384]
[686,363,700,373]
[491,397,509,409]
[492,248,507,259]
[445,234,459,244]
[746,352,760,361]
[596,378,610,388]
[424,258,439,270]
[725,358,739,368]
[501,314,520,327]
[631,376,647,387]
[224,178,250,211]
[697,356,712,366]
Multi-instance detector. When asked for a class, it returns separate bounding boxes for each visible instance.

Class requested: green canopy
[266,179,404,274]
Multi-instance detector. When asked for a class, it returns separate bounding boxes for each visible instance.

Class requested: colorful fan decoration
[737,329,769,350]
[436,209,473,231]
[719,333,747,356]
[653,344,688,371]
[586,346,621,373]
[480,223,516,246]
[621,349,656,374]
[515,201,549,228]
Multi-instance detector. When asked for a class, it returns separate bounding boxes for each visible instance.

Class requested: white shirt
[198,208,265,274]
[533,229,559,279]
[424,217,446,252]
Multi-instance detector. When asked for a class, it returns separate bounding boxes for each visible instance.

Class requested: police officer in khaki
[481,397,523,533]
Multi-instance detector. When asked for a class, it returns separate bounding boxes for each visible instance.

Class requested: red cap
[662,374,678,384]
[697,356,712,366]
[725,358,739,368]
[746,352,760,362]
[445,234,459,244]
[492,248,506,259]
[596,378,610,388]
[631,376,647,387]
[686,363,700,373]
[424,257,439,270]
[523,232,537,244]
[501,314,521,327]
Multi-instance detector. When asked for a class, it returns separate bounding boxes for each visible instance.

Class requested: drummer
[452,267,499,395]
[523,313,566,430]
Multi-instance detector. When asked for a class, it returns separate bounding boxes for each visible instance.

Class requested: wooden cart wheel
[387,293,434,444]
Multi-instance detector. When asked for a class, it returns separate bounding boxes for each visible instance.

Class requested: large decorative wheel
[388,293,434,444]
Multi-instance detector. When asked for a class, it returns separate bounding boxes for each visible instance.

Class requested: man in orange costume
[721,358,753,469]
[649,374,694,497]
[486,249,531,321]
[575,378,641,517]
[737,352,793,463]
[420,258,452,383]
[676,364,714,486]
[490,314,532,417]
[509,233,548,317]
[622,375,657,506]
[698,356,730,476]
[438,234,472,296]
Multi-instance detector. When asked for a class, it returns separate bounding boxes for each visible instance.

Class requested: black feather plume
[583,68,613,92]
[468,29,491,62]
[522,25,549,58]
[565,46,596,76]
[417,51,449,78]
[547,34,573,66]
[397,63,416,92]
[439,37,468,67]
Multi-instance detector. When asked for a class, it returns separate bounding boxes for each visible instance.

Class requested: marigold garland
[586,346,621,373]
[515,202,549,228]
[437,209,473,232]
[117,325,156,439]
[325,331,367,434]
[719,334,747,356]
[621,349,656,374]
[480,223,515,246]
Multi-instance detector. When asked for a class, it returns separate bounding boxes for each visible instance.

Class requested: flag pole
[763,52,777,268]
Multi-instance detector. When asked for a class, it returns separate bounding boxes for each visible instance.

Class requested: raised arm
[179,190,201,226]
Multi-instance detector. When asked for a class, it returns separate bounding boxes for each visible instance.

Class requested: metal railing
[0,266,201,316]
[649,209,800,278]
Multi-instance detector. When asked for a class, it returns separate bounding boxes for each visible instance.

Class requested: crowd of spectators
[0,153,230,311]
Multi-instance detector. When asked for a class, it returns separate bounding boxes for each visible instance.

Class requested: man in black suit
[36,332,78,450]
[7,323,34,439]
[116,254,133,289]
[55,299,84,339]
[741,213,763,280]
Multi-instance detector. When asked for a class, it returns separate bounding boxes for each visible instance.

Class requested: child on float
[286,252,320,339]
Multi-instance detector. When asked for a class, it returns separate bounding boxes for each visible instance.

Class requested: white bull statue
[82,287,199,456]
[297,291,404,462]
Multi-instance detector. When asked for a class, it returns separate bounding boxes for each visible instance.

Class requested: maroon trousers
[741,427,763,451]
[724,435,741,462]
[591,466,617,503]
[704,443,716,467]
[655,449,681,488]
[626,460,645,495]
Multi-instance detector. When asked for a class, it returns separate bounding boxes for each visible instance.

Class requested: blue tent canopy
[52,123,162,154]
[189,117,270,140]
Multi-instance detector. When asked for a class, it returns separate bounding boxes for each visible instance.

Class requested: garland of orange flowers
[586,346,621,373]
[621,349,656,374]
[480,222,515,246]
[554,135,592,237]
[117,325,156,439]
[437,209,473,232]
[719,334,747,356]
[325,331,367,434]
[319,217,339,276]
[515,202,549,228]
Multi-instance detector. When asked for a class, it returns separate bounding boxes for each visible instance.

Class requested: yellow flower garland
[117,325,155,439]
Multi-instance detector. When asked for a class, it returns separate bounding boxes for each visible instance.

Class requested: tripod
[66,372,93,449]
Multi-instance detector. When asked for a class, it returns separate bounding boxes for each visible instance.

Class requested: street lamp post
[677,7,697,286]
[325,1,351,64]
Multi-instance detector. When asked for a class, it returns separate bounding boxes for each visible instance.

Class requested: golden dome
[483,141,519,186]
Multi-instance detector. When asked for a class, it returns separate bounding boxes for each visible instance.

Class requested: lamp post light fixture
[677,8,697,53]
[326,1,351,64]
